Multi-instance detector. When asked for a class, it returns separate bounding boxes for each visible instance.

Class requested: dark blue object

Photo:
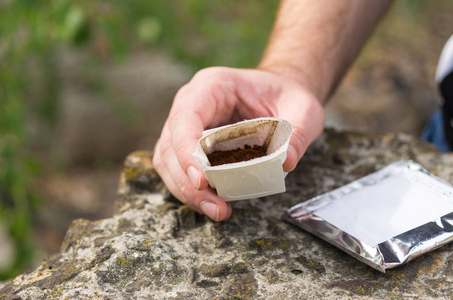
[422,109,452,152]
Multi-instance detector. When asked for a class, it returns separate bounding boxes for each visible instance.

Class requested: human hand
[153,67,325,221]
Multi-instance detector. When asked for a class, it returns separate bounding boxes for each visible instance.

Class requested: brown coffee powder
[207,145,267,166]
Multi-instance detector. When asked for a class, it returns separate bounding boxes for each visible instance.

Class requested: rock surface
[2,129,453,299]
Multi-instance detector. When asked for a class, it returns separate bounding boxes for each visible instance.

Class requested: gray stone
[2,129,453,299]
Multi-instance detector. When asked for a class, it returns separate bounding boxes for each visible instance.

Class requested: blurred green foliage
[0,0,279,279]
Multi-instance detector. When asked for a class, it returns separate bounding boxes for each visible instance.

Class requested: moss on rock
[249,238,293,251]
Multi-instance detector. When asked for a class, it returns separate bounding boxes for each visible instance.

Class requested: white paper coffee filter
[193,117,293,201]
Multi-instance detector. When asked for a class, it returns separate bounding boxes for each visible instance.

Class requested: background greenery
[0,0,279,280]
[0,0,452,280]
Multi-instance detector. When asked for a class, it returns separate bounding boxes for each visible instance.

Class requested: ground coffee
[207,145,267,166]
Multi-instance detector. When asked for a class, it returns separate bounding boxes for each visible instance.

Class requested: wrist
[257,61,328,105]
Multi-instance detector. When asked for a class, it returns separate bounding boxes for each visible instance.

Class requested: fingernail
[187,165,201,190]
[200,201,219,221]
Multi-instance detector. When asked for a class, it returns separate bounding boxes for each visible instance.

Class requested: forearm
[259,0,394,104]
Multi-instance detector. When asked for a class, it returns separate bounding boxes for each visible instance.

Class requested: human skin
[153,0,394,221]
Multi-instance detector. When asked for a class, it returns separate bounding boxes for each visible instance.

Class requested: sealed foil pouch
[283,160,453,273]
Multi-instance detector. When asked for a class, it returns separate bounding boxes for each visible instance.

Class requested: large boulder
[2,129,453,299]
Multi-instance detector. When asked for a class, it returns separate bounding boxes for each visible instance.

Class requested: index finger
[167,107,209,190]
[167,68,237,191]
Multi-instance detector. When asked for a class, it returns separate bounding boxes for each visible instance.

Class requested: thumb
[283,126,310,172]
[282,102,325,172]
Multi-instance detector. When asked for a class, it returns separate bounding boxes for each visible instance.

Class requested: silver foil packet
[283,160,453,272]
